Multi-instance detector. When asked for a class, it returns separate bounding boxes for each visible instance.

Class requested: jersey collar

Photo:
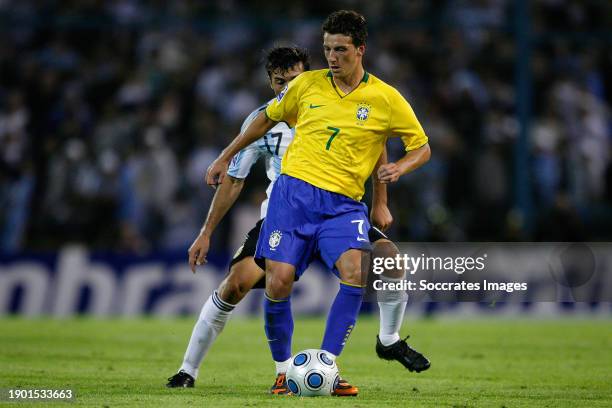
[326,69,369,98]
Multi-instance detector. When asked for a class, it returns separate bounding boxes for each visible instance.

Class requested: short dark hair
[321,10,367,47]
[264,46,310,78]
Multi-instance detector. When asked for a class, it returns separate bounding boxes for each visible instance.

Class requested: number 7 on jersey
[325,126,340,150]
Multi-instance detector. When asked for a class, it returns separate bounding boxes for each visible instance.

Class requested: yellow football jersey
[265,68,428,201]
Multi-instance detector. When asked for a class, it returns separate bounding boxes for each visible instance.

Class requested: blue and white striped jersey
[227,100,294,218]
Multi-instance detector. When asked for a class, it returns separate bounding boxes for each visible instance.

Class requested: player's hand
[206,158,229,189]
[371,204,393,231]
[188,234,211,273]
[377,162,401,184]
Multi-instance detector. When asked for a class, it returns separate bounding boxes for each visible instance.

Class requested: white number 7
[351,219,365,235]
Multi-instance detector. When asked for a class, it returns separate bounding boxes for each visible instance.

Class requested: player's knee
[266,275,293,298]
[219,273,250,305]
[219,280,242,305]
[372,239,404,279]
[265,268,294,298]
[342,268,365,285]
[217,279,239,305]
[337,251,365,285]
[219,258,264,304]
[372,239,399,258]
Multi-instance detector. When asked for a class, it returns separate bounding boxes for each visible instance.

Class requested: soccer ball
[286,349,339,396]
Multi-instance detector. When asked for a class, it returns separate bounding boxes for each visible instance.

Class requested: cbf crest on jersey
[356,102,371,123]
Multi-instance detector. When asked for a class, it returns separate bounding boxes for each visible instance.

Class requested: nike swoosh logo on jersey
[309,104,325,108]
[357,237,368,242]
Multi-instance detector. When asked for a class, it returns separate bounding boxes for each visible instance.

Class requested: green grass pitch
[0,316,611,407]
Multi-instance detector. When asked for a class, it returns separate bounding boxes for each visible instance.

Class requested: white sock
[275,358,292,375]
[378,301,405,346]
[377,276,407,347]
[180,291,235,378]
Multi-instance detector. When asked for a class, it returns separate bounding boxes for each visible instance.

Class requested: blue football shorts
[255,174,371,278]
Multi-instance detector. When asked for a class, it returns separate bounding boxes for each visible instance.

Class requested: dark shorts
[228,219,267,288]
[229,218,389,289]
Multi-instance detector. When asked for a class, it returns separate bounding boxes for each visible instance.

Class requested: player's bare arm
[377,143,431,184]
[188,175,245,272]
[206,113,277,187]
[370,147,393,231]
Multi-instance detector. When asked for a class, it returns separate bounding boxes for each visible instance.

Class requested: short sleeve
[228,107,266,179]
[265,72,308,127]
[227,142,262,179]
[388,88,429,151]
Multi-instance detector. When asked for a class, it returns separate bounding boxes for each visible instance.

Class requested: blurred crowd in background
[1,0,611,254]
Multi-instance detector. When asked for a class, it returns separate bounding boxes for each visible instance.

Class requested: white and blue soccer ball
[286,349,339,396]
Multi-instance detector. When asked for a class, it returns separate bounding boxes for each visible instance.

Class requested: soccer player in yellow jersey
[206,10,431,393]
